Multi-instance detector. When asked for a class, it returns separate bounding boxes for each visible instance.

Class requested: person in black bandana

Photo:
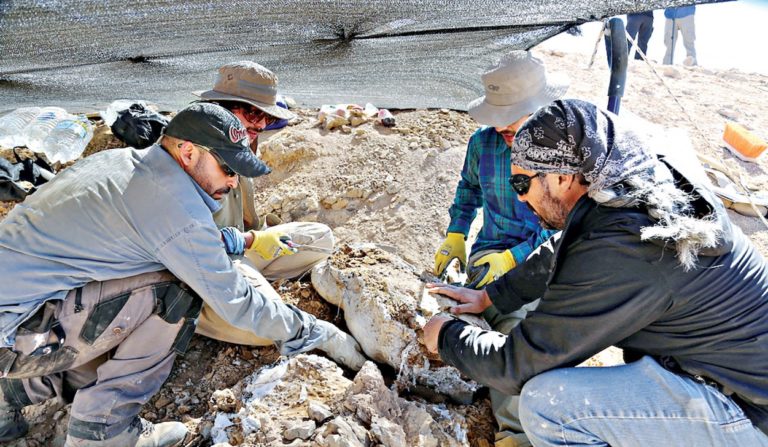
[424,99,768,447]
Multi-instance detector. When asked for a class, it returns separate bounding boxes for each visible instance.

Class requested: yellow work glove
[247,230,296,260]
[471,250,516,288]
[434,232,467,276]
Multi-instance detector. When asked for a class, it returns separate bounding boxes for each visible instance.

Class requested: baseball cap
[164,102,271,177]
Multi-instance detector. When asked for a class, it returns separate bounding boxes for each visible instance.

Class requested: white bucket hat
[193,61,296,121]
[468,51,569,128]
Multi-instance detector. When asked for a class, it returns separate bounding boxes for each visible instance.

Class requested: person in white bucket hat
[431,50,568,447]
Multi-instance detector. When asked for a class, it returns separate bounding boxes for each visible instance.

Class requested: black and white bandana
[511,99,722,270]
[511,99,661,207]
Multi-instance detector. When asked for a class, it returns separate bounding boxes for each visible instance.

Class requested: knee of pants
[518,369,574,433]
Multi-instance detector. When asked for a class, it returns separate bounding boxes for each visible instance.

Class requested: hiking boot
[65,417,187,447]
[0,409,29,442]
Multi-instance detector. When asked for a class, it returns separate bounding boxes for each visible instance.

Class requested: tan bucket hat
[468,51,569,128]
[193,61,296,121]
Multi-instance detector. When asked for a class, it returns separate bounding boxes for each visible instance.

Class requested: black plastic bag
[0,149,55,201]
[110,104,169,149]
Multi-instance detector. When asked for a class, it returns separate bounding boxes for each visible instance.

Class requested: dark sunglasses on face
[239,106,278,127]
[195,145,237,178]
[509,173,541,195]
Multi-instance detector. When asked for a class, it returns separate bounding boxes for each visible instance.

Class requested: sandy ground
[1,46,768,446]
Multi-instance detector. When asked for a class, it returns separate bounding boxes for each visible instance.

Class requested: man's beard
[527,181,570,230]
[190,158,230,198]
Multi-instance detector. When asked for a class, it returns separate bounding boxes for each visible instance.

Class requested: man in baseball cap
[431,50,569,447]
[0,101,365,446]
[164,101,266,178]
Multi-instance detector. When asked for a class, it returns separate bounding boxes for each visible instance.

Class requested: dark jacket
[438,192,768,434]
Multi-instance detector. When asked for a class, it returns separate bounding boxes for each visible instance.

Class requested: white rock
[308,400,333,422]
[718,108,740,120]
[284,420,316,441]
[662,66,682,79]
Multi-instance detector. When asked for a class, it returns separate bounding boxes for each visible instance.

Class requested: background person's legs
[467,249,539,447]
[663,18,677,64]
[678,15,697,64]
[247,222,334,280]
[519,356,768,447]
[625,15,642,58]
[195,257,286,346]
[197,222,334,346]
[635,15,654,59]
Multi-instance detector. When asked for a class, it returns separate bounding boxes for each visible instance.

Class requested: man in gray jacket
[423,99,768,446]
[0,103,365,447]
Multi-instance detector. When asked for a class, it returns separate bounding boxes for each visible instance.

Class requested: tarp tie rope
[617,28,768,230]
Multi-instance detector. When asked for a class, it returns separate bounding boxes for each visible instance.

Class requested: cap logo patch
[229,126,248,143]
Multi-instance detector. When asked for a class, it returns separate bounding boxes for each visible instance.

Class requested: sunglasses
[238,105,278,128]
[509,173,541,195]
[195,145,237,178]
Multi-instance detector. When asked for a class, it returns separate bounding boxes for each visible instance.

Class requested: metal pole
[606,18,628,115]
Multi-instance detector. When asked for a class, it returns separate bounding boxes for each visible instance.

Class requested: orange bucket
[723,122,767,162]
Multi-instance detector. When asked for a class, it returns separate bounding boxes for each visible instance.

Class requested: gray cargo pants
[0,270,201,441]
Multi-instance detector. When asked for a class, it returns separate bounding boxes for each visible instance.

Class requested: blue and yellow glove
[247,229,296,260]
[469,250,516,288]
[433,232,467,276]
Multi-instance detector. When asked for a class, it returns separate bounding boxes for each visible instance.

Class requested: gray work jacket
[0,145,317,353]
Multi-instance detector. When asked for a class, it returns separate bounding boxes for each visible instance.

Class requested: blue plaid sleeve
[508,228,558,265]
[447,137,483,236]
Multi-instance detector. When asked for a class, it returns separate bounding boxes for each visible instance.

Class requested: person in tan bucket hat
[431,50,568,447]
[188,62,362,372]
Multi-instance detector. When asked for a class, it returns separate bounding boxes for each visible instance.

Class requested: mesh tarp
[0,0,719,112]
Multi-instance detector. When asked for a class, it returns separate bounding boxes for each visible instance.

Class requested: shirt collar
[152,144,222,214]
[191,179,222,214]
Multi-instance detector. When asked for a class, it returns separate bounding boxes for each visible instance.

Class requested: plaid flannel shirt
[447,127,556,263]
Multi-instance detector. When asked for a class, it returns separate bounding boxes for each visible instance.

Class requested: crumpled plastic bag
[0,150,55,201]
[110,103,169,149]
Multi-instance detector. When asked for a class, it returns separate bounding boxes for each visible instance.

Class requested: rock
[345,188,364,199]
[154,395,172,409]
[323,416,367,445]
[211,389,238,413]
[345,362,402,424]
[308,400,333,422]
[322,434,364,447]
[284,420,316,441]
[370,415,407,447]
[331,198,349,210]
[718,108,740,120]
[325,115,348,130]
[662,66,682,79]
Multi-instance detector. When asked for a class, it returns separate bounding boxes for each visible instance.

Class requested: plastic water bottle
[41,115,94,163]
[24,107,70,152]
[0,107,42,148]
[101,99,146,127]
